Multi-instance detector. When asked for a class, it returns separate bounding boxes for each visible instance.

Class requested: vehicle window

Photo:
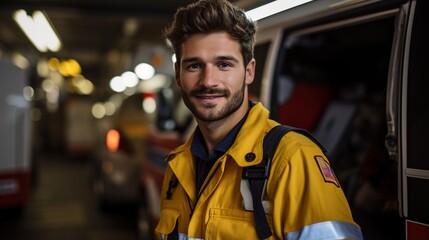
[406,0,429,171]
[250,41,271,101]
[405,0,429,225]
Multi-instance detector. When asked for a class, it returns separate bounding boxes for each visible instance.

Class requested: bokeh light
[110,76,126,93]
[134,63,155,80]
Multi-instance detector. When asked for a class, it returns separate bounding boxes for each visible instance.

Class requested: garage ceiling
[0,0,269,94]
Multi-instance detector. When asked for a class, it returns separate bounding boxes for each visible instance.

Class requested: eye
[218,62,232,69]
[184,63,201,71]
[190,63,201,69]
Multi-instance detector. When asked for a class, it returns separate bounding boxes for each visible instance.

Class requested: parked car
[91,93,151,208]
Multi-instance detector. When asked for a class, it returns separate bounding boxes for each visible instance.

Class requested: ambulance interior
[262,12,402,238]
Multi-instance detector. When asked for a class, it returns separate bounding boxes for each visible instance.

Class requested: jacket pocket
[155,201,181,236]
[206,208,260,240]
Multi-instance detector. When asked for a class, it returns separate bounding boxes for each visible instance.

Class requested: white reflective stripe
[183,233,203,240]
[240,179,254,210]
[179,233,190,240]
[285,221,363,240]
[160,233,203,240]
[240,179,271,213]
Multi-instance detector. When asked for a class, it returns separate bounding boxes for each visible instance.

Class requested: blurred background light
[245,0,313,21]
[13,10,62,52]
[59,59,81,77]
[121,71,139,88]
[109,94,124,109]
[110,76,127,93]
[41,79,54,92]
[11,52,30,69]
[106,129,120,153]
[33,11,62,52]
[123,87,136,96]
[123,18,139,37]
[104,101,116,116]
[47,57,60,71]
[49,71,64,87]
[142,96,156,114]
[134,63,155,80]
[151,54,164,68]
[46,86,59,112]
[92,102,106,119]
[137,74,171,92]
[23,86,34,101]
[37,59,50,77]
[71,76,94,95]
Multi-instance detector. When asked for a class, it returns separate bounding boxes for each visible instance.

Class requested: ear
[174,62,181,87]
[245,58,256,85]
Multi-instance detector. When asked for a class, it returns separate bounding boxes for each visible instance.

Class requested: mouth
[191,88,227,103]
[195,93,223,99]
[193,94,223,107]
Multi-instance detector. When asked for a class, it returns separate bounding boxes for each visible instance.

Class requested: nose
[199,64,218,88]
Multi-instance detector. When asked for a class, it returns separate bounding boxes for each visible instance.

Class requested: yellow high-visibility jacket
[156,103,363,240]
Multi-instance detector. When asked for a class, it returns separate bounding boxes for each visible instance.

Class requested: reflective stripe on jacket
[155,102,363,239]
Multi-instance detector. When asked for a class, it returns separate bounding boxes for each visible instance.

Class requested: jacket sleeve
[267,131,363,240]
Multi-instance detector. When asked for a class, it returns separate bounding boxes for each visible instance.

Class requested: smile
[196,94,223,99]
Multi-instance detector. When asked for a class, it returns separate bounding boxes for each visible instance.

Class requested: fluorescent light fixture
[245,0,314,21]
[13,10,62,52]
[33,11,62,52]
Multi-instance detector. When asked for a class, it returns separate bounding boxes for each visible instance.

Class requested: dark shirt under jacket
[191,103,253,195]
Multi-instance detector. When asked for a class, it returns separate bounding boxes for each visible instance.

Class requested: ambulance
[0,60,31,209]
[252,0,429,238]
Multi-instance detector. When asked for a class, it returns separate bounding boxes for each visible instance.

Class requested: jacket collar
[227,102,273,167]
[167,102,275,168]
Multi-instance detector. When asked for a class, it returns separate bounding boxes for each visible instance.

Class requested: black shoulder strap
[243,125,326,239]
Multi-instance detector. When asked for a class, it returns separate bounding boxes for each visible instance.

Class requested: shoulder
[268,130,328,180]
[278,130,324,159]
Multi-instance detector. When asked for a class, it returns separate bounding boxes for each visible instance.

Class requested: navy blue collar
[191,101,254,162]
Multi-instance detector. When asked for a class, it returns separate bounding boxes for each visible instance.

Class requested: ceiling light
[245,0,314,21]
[13,10,62,52]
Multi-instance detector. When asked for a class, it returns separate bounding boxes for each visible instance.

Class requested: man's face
[176,32,255,122]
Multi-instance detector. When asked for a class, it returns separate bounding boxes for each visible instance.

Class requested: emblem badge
[315,156,340,187]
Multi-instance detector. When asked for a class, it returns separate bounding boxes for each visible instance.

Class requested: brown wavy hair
[163,0,257,66]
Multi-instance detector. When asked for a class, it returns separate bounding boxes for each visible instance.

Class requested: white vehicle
[253,0,428,238]
[0,60,31,209]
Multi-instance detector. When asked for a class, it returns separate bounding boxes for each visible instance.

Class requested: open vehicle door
[386,0,429,238]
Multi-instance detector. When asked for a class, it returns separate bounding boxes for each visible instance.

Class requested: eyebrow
[181,55,240,64]
[217,55,240,63]
[181,57,200,64]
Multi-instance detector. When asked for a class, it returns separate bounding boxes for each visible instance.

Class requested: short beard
[182,81,246,122]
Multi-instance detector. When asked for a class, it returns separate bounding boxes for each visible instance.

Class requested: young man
[155,0,363,239]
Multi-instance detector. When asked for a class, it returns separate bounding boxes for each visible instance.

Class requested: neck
[197,100,249,153]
